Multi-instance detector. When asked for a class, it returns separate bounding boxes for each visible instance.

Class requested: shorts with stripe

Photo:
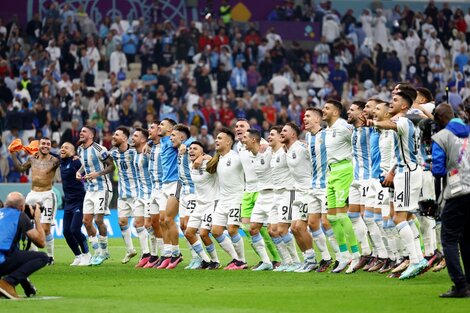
[134,198,151,218]
[83,190,111,215]
[179,192,196,218]
[251,190,275,225]
[187,200,217,231]
[25,190,57,225]
[349,179,370,206]
[393,167,423,212]
[292,190,310,221]
[367,179,390,211]
[308,189,327,214]
[275,189,295,224]
[212,201,241,227]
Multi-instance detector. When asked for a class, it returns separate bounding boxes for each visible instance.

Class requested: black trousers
[441,193,470,289]
[0,250,48,286]
[63,209,89,256]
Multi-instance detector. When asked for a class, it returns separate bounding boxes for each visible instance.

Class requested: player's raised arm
[10,153,32,172]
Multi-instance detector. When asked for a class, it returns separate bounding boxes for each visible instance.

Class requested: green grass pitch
[1,239,468,313]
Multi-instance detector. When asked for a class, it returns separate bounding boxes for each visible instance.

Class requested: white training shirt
[190,159,219,203]
[250,147,274,191]
[236,141,258,192]
[378,129,397,175]
[325,118,353,164]
[270,146,295,191]
[285,140,313,192]
[217,150,245,203]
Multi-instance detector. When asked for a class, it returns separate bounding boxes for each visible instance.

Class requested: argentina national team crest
[227,159,231,166]
[333,130,337,138]
[292,152,296,159]
[198,168,203,175]
[276,156,280,163]
[261,158,265,165]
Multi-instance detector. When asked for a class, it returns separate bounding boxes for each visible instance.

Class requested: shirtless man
[11,137,60,265]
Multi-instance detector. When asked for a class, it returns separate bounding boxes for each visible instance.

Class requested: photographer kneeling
[0,192,48,300]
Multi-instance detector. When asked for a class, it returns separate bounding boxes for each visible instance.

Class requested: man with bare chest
[11,137,60,265]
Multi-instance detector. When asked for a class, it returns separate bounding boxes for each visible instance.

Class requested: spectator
[197,125,215,154]
[329,61,348,96]
[109,44,127,76]
[230,61,247,97]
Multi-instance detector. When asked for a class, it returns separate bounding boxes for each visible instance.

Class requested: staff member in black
[0,192,48,300]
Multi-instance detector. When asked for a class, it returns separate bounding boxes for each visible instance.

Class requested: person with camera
[0,192,48,300]
[432,103,470,298]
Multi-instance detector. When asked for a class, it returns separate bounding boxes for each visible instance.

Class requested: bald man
[0,192,48,300]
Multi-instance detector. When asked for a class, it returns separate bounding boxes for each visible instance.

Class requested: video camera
[24,203,45,220]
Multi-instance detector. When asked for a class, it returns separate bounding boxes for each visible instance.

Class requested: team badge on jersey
[276,156,280,163]
[292,152,296,159]
[333,130,337,138]
[199,168,204,175]
[261,158,265,165]
[227,159,231,166]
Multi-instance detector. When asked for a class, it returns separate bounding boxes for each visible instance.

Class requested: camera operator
[432,103,470,298]
[0,192,48,300]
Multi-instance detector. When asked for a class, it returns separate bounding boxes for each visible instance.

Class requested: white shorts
[251,190,275,225]
[158,182,178,212]
[179,193,196,218]
[275,189,295,224]
[149,188,162,215]
[212,201,241,227]
[367,179,391,211]
[393,167,423,212]
[349,179,370,206]
[292,190,310,221]
[134,198,151,218]
[187,200,217,231]
[118,198,135,218]
[25,190,57,224]
[83,190,111,215]
[419,170,436,201]
[308,189,327,214]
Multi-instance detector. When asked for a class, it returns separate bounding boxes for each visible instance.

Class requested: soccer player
[235,119,280,267]
[76,126,115,265]
[59,142,90,266]
[156,118,183,269]
[322,99,360,273]
[143,121,164,268]
[109,127,141,264]
[303,107,338,272]
[281,122,318,272]
[184,141,220,270]
[268,126,301,272]
[373,101,401,273]
[207,127,247,270]
[169,124,198,269]
[243,129,275,271]
[369,89,428,279]
[132,128,153,267]
[11,137,60,265]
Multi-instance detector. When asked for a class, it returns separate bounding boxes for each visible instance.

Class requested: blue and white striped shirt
[134,151,153,199]
[305,129,328,189]
[110,147,138,199]
[352,127,373,180]
[148,142,162,190]
[78,143,113,192]
[370,129,382,179]
[178,138,195,194]
[394,117,419,172]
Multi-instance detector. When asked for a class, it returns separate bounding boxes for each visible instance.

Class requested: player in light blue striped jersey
[132,128,153,268]
[76,126,115,266]
[346,101,374,271]
[109,126,141,265]
[304,107,339,273]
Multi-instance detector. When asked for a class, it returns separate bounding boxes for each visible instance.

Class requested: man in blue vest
[0,192,48,300]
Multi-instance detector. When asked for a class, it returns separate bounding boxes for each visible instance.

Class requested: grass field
[1,239,468,313]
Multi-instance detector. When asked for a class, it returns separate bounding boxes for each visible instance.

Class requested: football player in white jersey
[207,127,247,270]
[235,120,281,267]
[132,128,153,267]
[268,126,301,272]
[369,87,428,279]
[281,122,318,272]
[242,129,276,271]
[303,107,339,272]
[373,101,401,273]
[143,121,164,268]
[184,141,220,270]
[76,126,115,265]
[322,100,361,273]
[109,126,142,264]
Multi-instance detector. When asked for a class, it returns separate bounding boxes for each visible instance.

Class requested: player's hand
[142,143,149,154]
[382,171,395,187]
[76,171,83,181]
[73,155,80,161]
[259,143,268,153]
[84,172,99,180]
[193,155,203,169]
[179,144,187,155]
[33,204,42,220]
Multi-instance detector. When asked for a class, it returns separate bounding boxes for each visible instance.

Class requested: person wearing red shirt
[201,99,218,130]
[213,28,229,53]
[198,30,213,52]
[261,101,277,126]
[219,101,235,127]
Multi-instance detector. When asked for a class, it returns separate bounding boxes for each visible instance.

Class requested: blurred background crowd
[0,0,470,183]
